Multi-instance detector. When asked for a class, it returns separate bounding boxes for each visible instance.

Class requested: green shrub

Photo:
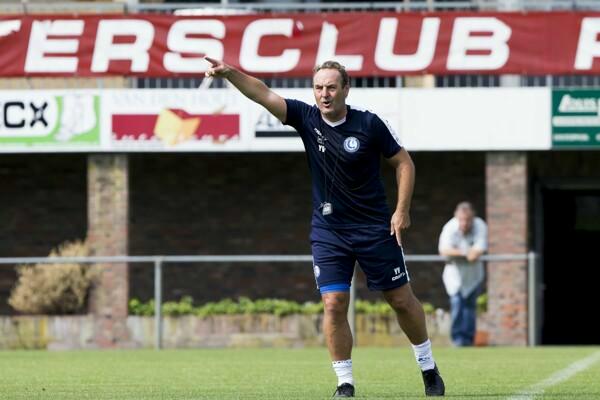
[193,298,303,317]
[162,296,194,316]
[300,301,323,315]
[355,299,394,315]
[128,298,155,316]
[9,240,98,314]
[477,293,488,314]
[128,297,437,317]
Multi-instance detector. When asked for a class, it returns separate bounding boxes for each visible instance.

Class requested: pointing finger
[204,56,219,67]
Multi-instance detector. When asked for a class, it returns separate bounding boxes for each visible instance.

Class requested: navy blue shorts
[310,225,410,294]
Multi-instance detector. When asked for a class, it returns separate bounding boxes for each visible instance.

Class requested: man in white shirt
[438,202,487,347]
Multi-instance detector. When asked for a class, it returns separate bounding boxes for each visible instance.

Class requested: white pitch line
[507,350,600,400]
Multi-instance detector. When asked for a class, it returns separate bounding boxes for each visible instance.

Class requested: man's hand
[390,210,411,246]
[203,56,287,122]
[205,56,231,78]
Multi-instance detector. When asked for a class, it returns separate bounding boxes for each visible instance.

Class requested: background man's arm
[440,247,467,258]
[440,246,483,262]
[387,148,415,246]
[205,57,287,122]
[466,221,487,262]
[439,242,483,262]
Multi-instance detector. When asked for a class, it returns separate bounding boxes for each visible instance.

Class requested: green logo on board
[552,89,600,148]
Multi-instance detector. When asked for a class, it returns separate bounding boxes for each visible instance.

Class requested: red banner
[1,12,599,77]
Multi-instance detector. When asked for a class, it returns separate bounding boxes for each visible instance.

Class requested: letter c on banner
[239,19,300,73]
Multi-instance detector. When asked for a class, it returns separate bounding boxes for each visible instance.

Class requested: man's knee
[384,286,417,313]
[388,296,413,313]
[322,292,350,316]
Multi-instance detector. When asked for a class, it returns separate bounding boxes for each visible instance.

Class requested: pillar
[486,152,528,345]
[87,154,131,348]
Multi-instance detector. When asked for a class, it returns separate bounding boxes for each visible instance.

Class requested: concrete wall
[0,312,456,350]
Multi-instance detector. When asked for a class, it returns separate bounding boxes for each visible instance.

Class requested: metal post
[348,266,357,346]
[154,258,163,350]
[527,251,536,347]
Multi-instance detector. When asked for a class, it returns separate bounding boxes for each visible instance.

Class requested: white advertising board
[0,88,551,153]
[398,88,551,151]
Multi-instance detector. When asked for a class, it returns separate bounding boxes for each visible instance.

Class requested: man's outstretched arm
[205,57,287,122]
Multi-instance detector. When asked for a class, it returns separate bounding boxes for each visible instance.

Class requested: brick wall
[128,153,315,305]
[128,152,486,309]
[0,152,486,315]
[486,152,528,346]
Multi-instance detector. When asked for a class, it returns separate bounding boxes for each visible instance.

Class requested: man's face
[456,210,474,234]
[312,68,349,122]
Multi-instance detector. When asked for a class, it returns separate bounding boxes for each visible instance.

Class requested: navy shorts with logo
[310,225,410,294]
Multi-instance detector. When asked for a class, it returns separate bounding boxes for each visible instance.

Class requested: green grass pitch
[1,346,599,399]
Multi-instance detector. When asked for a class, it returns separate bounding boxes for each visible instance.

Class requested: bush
[129,298,155,317]
[355,299,394,315]
[9,240,98,314]
[128,297,324,317]
[476,293,488,315]
[128,297,436,318]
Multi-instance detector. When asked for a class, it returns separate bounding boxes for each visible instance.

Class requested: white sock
[332,359,354,386]
[412,339,436,371]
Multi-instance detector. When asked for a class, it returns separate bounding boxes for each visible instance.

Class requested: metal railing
[6,1,600,13]
[0,252,537,348]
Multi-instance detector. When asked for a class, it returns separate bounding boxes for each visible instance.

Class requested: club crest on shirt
[343,137,360,153]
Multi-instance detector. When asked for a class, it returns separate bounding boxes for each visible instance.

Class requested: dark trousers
[449,289,478,346]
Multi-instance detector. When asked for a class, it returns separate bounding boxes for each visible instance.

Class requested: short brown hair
[455,201,476,215]
[313,60,349,88]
